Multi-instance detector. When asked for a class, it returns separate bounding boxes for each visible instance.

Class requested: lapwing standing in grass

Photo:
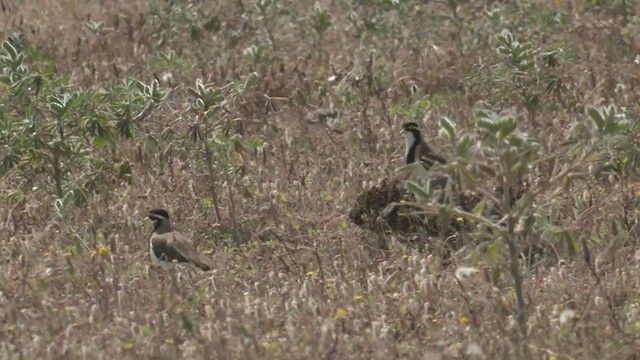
[400,121,449,193]
[148,208,211,271]
[402,122,447,168]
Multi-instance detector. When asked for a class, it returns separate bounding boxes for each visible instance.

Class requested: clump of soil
[348,177,556,265]
[348,178,423,233]
[348,178,482,238]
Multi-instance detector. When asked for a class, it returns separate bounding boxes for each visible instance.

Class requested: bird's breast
[149,241,174,269]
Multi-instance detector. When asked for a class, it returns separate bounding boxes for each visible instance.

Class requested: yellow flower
[399,199,406,203]
[353,295,363,301]
[97,247,109,255]
[456,217,464,223]
[460,316,470,326]
[306,271,316,277]
[44,245,55,256]
[335,308,348,318]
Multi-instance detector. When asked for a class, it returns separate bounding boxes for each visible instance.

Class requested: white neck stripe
[403,131,416,157]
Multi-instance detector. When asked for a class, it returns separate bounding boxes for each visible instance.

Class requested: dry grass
[1,0,640,359]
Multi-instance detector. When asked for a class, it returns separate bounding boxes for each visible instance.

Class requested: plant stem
[202,141,222,224]
[52,147,63,198]
[503,169,529,353]
[223,170,240,245]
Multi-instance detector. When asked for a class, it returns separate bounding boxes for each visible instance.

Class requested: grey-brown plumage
[402,122,447,168]
[148,208,211,271]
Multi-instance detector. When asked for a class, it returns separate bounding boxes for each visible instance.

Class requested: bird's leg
[169,269,181,295]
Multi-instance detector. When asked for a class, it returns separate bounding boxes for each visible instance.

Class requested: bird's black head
[402,122,421,135]
[149,208,171,231]
[402,122,423,145]
[149,208,170,220]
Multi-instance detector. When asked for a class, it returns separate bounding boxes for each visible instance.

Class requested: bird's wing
[168,232,211,271]
[418,143,447,166]
[419,152,447,165]
[151,233,191,264]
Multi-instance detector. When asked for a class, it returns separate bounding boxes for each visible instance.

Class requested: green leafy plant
[398,103,633,353]
[308,2,332,58]
[469,29,571,123]
[186,78,265,244]
[254,0,282,51]
[148,0,221,45]
[0,34,164,204]
[147,0,221,70]
[390,94,444,120]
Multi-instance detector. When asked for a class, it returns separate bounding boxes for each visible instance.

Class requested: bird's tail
[193,259,211,271]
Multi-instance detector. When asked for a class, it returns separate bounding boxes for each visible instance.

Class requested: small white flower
[455,266,479,279]
[559,309,576,325]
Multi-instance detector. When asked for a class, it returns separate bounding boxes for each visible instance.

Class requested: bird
[402,122,447,168]
[147,208,211,271]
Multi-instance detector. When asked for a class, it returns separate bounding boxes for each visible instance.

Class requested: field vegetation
[1,0,640,358]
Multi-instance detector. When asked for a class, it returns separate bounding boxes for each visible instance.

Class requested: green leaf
[497,46,511,56]
[134,80,146,93]
[405,180,430,201]
[65,255,75,275]
[202,88,224,111]
[2,41,18,59]
[586,106,604,131]
[471,199,485,217]
[116,115,132,139]
[456,134,471,156]
[487,240,502,261]
[196,79,205,95]
[93,136,106,147]
[439,117,456,141]
[476,116,498,132]
[490,266,501,285]
[32,76,43,96]
[515,191,534,213]
[563,231,578,256]
[495,115,516,137]
[604,104,615,123]
[116,160,132,182]
[510,161,524,173]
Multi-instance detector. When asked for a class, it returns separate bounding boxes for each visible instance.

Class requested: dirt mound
[349,178,485,250]
[350,178,482,230]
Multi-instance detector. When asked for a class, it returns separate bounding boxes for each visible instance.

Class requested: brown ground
[1,1,640,359]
